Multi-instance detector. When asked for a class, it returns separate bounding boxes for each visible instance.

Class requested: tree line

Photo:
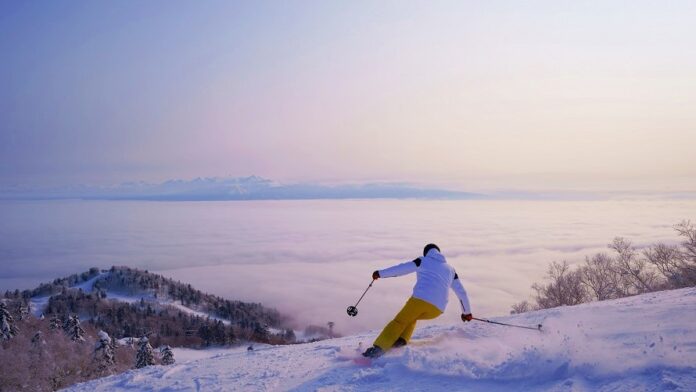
[512,220,696,313]
[3,266,294,347]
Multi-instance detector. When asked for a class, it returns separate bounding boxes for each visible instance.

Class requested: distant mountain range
[5,176,692,201]
[0,175,486,201]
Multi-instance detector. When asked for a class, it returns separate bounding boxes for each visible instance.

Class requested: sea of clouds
[1,199,694,334]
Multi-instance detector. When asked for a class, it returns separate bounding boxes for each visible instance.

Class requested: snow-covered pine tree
[283,328,296,342]
[65,314,85,342]
[160,345,175,365]
[17,303,29,321]
[94,330,115,373]
[49,314,62,330]
[0,302,19,340]
[135,336,155,368]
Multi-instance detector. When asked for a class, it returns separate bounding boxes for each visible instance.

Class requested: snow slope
[65,287,696,392]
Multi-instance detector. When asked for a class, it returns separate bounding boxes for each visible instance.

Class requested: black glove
[461,313,473,322]
[372,270,380,280]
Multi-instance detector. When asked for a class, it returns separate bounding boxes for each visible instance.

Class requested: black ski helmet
[423,243,440,256]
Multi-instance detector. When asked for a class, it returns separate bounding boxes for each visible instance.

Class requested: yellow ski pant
[373,296,442,350]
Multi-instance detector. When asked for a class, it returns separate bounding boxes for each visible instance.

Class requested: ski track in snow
[64,287,696,392]
[29,273,108,317]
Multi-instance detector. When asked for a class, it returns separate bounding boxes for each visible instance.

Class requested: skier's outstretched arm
[451,273,472,317]
[373,258,420,279]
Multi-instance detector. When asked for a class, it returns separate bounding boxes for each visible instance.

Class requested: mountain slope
[65,287,696,391]
[5,266,295,347]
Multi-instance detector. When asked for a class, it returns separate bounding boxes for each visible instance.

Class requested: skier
[362,243,473,358]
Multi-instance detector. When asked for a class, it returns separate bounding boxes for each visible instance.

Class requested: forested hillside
[3,266,293,347]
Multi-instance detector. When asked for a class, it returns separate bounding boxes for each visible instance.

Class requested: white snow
[28,270,240,329]
[171,345,272,363]
[102,291,146,304]
[166,301,231,325]
[93,291,238,327]
[29,273,108,317]
[73,273,108,292]
[116,337,137,347]
[64,287,696,391]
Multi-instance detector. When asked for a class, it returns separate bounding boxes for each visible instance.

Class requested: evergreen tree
[0,302,18,340]
[65,314,85,342]
[211,321,226,344]
[160,345,175,365]
[49,314,62,330]
[17,303,29,321]
[227,327,237,344]
[31,330,44,345]
[135,336,155,368]
[253,323,269,342]
[30,330,46,361]
[198,324,211,346]
[94,330,115,373]
[283,328,296,342]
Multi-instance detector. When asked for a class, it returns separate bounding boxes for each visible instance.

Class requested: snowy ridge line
[29,272,108,318]
[23,266,287,330]
[65,287,696,392]
[26,271,226,324]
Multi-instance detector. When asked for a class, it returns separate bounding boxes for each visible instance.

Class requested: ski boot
[362,345,384,358]
[392,337,407,348]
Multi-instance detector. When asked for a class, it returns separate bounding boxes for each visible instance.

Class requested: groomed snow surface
[66,287,696,392]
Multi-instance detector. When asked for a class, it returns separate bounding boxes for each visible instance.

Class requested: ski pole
[472,317,542,331]
[346,279,375,317]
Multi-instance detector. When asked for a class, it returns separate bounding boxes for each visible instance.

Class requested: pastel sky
[2,1,695,192]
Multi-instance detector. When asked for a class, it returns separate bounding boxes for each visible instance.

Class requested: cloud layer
[1,199,693,334]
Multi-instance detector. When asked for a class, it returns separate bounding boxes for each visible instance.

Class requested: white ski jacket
[378,248,472,314]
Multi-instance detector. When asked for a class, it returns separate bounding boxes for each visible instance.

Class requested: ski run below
[66,287,696,392]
